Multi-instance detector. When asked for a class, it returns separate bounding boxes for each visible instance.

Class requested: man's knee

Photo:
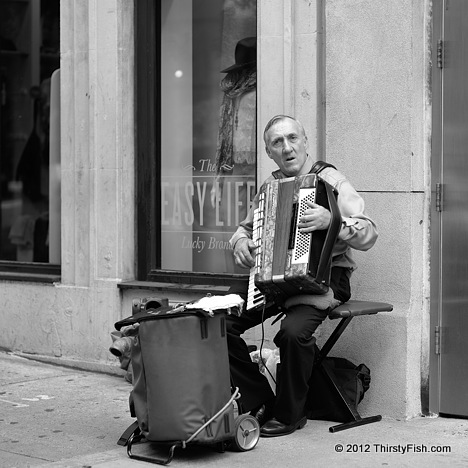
[274,323,311,348]
[273,305,326,347]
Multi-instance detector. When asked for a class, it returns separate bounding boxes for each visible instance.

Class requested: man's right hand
[233,237,256,269]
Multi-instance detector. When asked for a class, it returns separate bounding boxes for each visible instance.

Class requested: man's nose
[283,140,293,152]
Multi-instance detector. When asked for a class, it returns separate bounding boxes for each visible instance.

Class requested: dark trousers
[227,302,328,424]
[226,267,351,425]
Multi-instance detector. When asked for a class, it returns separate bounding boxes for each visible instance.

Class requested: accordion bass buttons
[291,188,315,265]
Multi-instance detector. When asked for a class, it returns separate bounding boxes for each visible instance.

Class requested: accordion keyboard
[247,192,266,311]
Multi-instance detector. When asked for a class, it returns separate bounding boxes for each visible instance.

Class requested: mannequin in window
[211,37,257,272]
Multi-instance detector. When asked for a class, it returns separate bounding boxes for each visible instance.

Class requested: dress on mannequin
[212,40,257,272]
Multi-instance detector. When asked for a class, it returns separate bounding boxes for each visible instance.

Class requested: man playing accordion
[227,114,378,437]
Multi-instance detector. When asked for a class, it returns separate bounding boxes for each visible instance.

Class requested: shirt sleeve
[334,177,378,252]
[229,193,257,249]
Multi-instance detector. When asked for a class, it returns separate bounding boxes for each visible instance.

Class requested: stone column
[61,0,135,287]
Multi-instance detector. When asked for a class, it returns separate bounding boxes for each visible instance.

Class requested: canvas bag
[115,305,236,444]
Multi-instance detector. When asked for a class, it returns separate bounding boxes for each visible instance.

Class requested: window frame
[0,0,61,282]
[135,0,160,280]
[135,0,251,288]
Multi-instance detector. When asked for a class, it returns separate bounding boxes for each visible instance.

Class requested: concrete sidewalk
[1,351,468,468]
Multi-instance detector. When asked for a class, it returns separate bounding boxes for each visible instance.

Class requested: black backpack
[306,357,371,422]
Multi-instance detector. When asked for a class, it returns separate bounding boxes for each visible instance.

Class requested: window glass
[0,0,60,263]
[160,0,257,274]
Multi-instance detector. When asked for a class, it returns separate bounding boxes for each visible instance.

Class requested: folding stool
[312,300,393,432]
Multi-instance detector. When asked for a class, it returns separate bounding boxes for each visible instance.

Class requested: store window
[0,0,60,269]
[137,0,257,281]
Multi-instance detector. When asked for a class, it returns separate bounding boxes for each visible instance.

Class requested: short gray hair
[263,115,306,144]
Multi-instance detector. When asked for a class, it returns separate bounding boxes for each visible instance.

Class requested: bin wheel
[232,414,260,451]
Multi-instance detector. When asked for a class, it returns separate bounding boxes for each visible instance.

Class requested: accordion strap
[310,160,336,174]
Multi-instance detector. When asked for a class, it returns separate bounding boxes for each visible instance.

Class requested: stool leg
[315,317,352,366]
[311,314,382,432]
[318,359,361,419]
[317,342,382,432]
[329,415,382,433]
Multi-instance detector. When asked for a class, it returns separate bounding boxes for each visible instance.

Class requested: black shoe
[260,416,307,438]
[252,403,275,427]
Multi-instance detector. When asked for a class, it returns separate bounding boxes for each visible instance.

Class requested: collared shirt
[229,166,378,271]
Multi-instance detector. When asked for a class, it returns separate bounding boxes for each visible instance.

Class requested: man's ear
[304,136,309,149]
[265,145,272,158]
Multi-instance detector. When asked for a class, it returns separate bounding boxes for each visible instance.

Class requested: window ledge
[0,272,60,284]
[118,280,231,294]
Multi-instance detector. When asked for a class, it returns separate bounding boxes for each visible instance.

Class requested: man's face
[264,118,308,177]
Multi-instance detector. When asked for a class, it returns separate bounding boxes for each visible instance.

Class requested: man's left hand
[298,201,331,232]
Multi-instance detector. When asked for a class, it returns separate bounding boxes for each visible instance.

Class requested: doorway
[430,0,468,417]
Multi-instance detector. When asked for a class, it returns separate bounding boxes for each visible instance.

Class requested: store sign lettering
[161,180,256,227]
[180,235,231,252]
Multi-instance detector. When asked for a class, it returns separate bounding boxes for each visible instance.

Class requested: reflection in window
[160,0,257,274]
[0,0,60,263]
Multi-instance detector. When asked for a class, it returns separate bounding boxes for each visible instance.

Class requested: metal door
[431,0,468,417]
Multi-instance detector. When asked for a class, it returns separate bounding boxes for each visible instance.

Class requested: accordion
[247,173,341,311]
